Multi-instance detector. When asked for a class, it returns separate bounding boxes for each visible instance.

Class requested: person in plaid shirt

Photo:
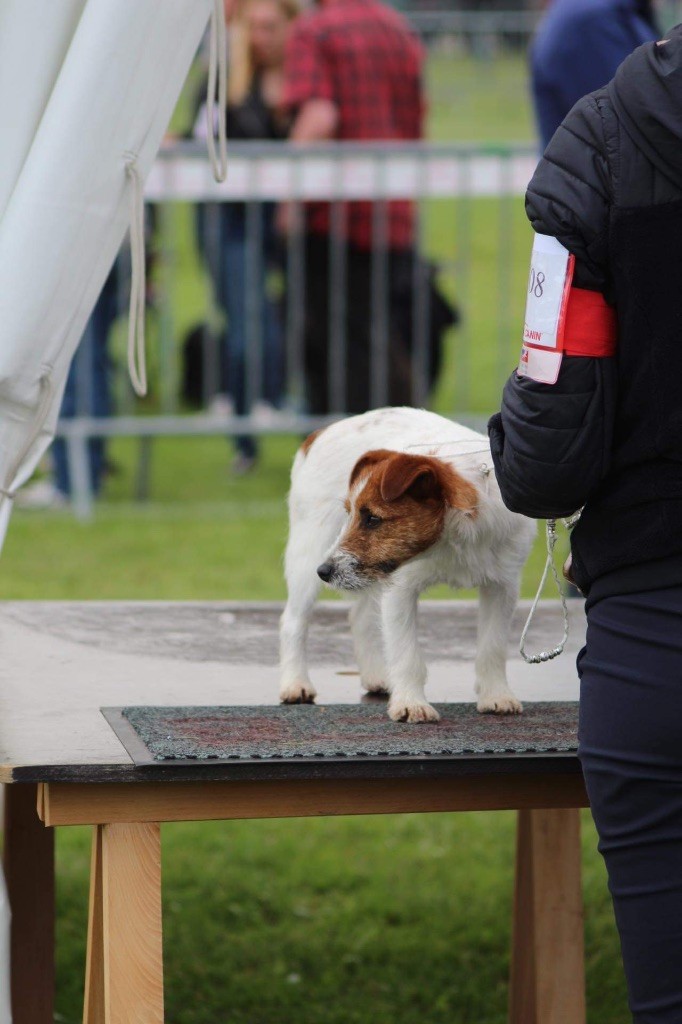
[280,0,448,414]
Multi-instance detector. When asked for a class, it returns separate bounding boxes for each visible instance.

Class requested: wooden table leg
[91,822,164,1024]
[3,783,55,1024]
[508,808,585,1024]
[84,826,105,1024]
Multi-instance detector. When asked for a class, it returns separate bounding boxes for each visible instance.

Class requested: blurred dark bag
[389,252,461,395]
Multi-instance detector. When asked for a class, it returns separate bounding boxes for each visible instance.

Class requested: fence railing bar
[285,201,305,409]
[156,139,537,161]
[497,159,514,393]
[328,199,347,414]
[370,200,389,409]
[370,155,390,409]
[245,198,264,413]
[453,153,472,414]
[157,201,176,414]
[405,10,540,35]
[411,195,429,408]
[202,201,223,405]
[55,411,493,439]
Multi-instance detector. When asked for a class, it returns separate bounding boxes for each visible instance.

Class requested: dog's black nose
[317,562,334,582]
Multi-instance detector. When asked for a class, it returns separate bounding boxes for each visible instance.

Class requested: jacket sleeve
[489,357,617,519]
[527,90,612,292]
[489,91,617,520]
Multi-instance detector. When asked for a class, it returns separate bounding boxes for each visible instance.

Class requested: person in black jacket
[489,28,682,1022]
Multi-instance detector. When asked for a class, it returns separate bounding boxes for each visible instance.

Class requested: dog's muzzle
[316,551,366,590]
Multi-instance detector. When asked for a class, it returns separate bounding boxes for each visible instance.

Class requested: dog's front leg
[382,584,440,723]
[475,580,522,714]
[279,594,318,704]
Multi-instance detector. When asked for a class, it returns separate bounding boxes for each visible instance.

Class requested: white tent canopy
[0,0,214,539]
[0,0,217,1017]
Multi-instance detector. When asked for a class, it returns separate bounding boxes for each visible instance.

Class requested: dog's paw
[477,693,523,715]
[361,675,390,696]
[388,701,440,724]
[280,680,317,705]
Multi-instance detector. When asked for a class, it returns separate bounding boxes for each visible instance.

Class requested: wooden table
[0,600,588,1024]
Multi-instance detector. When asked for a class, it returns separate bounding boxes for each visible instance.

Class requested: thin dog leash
[405,439,494,482]
[518,513,580,664]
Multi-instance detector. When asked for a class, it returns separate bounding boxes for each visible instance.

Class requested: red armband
[561,287,617,358]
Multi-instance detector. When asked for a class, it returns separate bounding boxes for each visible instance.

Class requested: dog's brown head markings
[316,449,479,589]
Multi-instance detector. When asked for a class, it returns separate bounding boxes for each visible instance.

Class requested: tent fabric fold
[0,0,88,220]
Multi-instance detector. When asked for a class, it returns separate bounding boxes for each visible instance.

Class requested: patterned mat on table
[118,702,579,762]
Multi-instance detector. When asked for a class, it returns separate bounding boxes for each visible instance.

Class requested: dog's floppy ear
[380,454,442,503]
[379,454,479,514]
[349,449,394,490]
[439,464,479,517]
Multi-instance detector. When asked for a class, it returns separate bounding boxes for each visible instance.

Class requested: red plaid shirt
[283,0,425,250]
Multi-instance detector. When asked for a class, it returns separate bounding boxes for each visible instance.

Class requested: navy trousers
[53,268,116,497]
[579,585,682,1023]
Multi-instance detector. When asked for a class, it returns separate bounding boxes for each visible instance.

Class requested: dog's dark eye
[360,507,382,530]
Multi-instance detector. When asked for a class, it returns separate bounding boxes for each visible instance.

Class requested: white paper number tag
[518,344,563,384]
[518,234,574,384]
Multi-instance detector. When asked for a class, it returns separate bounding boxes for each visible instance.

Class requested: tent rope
[206,0,228,182]
[124,155,147,398]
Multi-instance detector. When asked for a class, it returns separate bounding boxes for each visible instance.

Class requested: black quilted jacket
[489,27,682,601]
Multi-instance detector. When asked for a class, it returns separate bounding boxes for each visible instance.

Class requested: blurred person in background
[280,0,457,415]
[195,0,297,474]
[531,0,659,148]
[17,265,117,509]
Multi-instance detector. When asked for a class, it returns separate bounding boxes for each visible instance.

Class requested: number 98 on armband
[518,234,574,384]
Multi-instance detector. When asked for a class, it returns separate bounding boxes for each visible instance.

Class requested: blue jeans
[199,203,284,459]
[578,586,682,1022]
[52,269,116,496]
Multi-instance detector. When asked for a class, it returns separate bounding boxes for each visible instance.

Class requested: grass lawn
[2,51,629,1024]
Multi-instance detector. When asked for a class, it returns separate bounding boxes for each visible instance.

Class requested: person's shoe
[250,400,289,427]
[14,480,69,510]
[231,453,258,476]
[208,393,235,419]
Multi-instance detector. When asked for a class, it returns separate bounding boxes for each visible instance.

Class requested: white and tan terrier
[279,407,536,723]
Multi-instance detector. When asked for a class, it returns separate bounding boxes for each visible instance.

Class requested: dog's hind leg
[474,579,522,714]
[279,503,335,704]
[349,589,389,694]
